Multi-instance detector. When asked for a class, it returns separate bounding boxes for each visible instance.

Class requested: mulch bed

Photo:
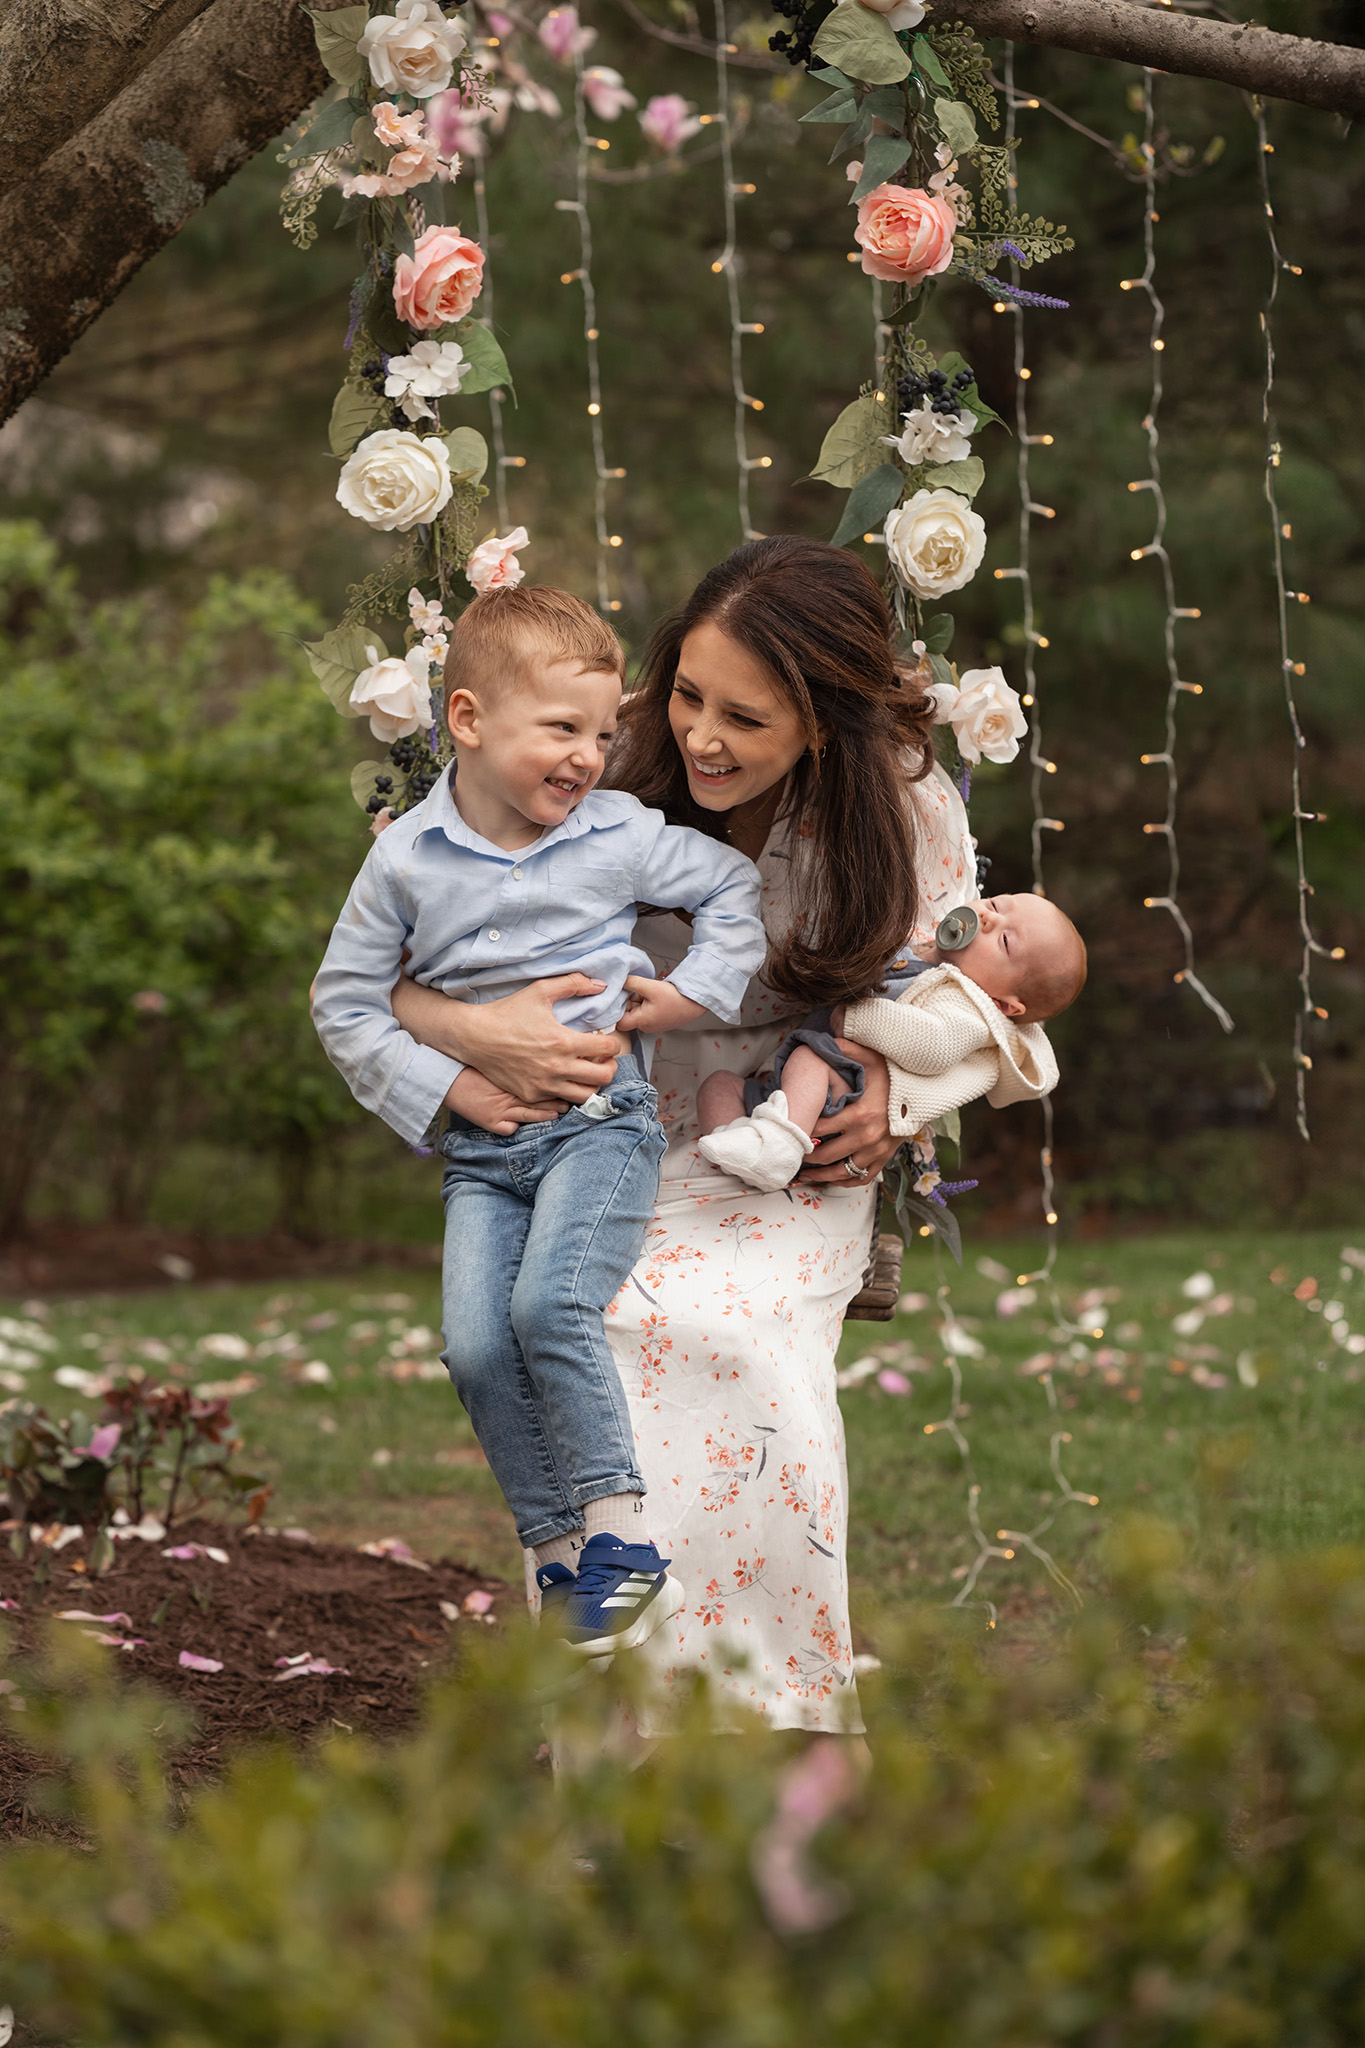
[0,1518,513,1838]
[0,1221,440,1297]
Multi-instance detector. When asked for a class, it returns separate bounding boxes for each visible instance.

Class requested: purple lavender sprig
[978,275,1070,311]
[343,285,364,352]
[928,1178,980,1205]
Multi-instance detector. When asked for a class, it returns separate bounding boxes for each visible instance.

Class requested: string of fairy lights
[709,0,771,542]
[556,41,627,614]
[1252,95,1342,1142]
[994,46,1062,1272]
[1124,70,1234,1037]
[471,173,524,531]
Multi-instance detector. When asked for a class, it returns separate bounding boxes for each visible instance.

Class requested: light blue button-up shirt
[313,772,765,1146]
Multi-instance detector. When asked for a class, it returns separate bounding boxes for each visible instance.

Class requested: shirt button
[511,867,523,880]
[488,929,501,942]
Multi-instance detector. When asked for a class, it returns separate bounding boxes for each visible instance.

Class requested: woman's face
[668,618,811,814]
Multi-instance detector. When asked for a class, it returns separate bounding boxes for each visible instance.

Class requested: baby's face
[938,894,1072,1018]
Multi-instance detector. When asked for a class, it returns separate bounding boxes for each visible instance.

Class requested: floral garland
[787,4,1073,1251]
[280,0,718,820]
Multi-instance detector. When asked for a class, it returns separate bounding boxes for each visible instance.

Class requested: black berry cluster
[896,364,975,416]
[768,0,834,68]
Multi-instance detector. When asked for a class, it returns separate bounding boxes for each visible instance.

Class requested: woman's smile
[667,618,811,816]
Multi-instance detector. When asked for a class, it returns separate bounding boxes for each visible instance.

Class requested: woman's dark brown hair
[608,536,937,1011]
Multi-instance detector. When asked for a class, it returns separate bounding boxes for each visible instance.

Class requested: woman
[393,537,975,1731]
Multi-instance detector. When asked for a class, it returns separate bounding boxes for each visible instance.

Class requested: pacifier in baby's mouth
[935,905,980,952]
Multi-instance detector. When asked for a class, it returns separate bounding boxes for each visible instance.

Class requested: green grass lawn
[2,1227,1362,1624]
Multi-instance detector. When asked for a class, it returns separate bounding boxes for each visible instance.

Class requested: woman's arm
[795,1043,903,1186]
[390,973,622,1106]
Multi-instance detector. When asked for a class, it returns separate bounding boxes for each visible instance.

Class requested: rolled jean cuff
[572,1475,646,1511]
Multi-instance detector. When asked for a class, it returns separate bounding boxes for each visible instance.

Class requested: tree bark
[947,0,1365,122]
[0,0,334,425]
[0,0,219,200]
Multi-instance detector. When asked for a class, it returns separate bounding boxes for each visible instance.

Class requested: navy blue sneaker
[535,1561,576,1629]
[558,1534,685,1658]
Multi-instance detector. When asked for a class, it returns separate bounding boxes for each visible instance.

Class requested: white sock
[697,1090,815,1193]
[583,1492,650,1548]
[531,1529,584,1574]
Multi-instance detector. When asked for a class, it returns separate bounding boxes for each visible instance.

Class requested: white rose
[336,429,453,531]
[349,645,433,743]
[883,488,987,600]
[948,667,1028,765]
[883,398,977,467]
[359,0,466,99]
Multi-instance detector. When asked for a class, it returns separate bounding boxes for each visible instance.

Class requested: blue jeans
[437,1057,665,1547]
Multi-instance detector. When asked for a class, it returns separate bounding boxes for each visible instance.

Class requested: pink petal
[58,1609,132,1627]
[876,1369,911,1395]
[462,1588,495,1615]
[85,1632,146,1650]
[272,1657,349,1682]
[178,1651,224,1673]
[0,1600,17,1612]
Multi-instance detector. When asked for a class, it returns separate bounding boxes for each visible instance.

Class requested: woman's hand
[795,1043,901,1187]
[445,1069,565,1135]
[391,974,620,1104]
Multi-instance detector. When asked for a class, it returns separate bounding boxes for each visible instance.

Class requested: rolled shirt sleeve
[632,822,766,1024]
[312,841,464,1147]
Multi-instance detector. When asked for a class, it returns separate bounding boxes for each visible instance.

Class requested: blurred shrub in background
[0,520,368,1238]
[4,1529,1365,2044]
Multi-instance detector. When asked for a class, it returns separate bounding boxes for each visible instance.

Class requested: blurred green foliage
[0,523,368,1235]
[0,5,1361,1229]
[6,1532,1365,2043]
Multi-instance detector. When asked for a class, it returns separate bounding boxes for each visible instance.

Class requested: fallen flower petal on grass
[85,1632,147,1650]
[162,1543,230,1564]
[462,1588,495,1615]
[877,1369,912,1396]
[57,1609,132,1627]
[178,1651,224,1673]
[439,1600,460,1622]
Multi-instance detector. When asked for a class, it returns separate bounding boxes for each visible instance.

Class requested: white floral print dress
[594,761,976,1734]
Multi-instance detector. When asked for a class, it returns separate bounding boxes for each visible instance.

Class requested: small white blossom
[883,397,977,466]
[384,340,469,423]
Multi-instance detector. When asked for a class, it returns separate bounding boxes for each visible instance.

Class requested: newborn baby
[697,894,1087,1193]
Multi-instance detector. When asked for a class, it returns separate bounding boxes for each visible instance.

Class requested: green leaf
[305,5,370,87]
[862,86,909,131]
[301,94,361,158]
[885,294,925,329]
[933,1106,961,1155]
[328,382,388,461]
[831,462,904,549]
[911,33,951,91]
[828,109,873,164]
[442,427,489,485]
[920,456,985,502]
[811,2,910,87]
[809,392,890,489]
[350,758,395,813]
[927,652,954,694]
[922,613,955,656]
[303,625,387,713]
[798,87,859,125]
[810,64,852,87]
[851,135,913,203]
[450,319,513,399]
[934,98,979,159]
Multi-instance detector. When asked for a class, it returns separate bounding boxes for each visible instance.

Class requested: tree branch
[0,0,219,201]
[0,0,336,425]
[945,0,1365,121]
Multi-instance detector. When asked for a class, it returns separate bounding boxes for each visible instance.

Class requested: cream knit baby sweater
[843,963,1059,1138]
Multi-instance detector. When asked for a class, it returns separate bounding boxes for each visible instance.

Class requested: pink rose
[853,183,958,287]
[639,94,701,152]
[465,525,529,593]
[426,88,488,158]
[393,226,486,332]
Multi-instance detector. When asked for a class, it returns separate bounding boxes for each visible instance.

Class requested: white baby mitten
[697,1090,815,1193]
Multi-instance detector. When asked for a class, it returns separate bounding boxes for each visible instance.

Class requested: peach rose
[465,526,529,593]
[853,183,958,287]
[393,226,485,332]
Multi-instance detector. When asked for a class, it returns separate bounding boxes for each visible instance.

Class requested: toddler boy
[697,894,1085,1190]
[313,587,765,1656]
